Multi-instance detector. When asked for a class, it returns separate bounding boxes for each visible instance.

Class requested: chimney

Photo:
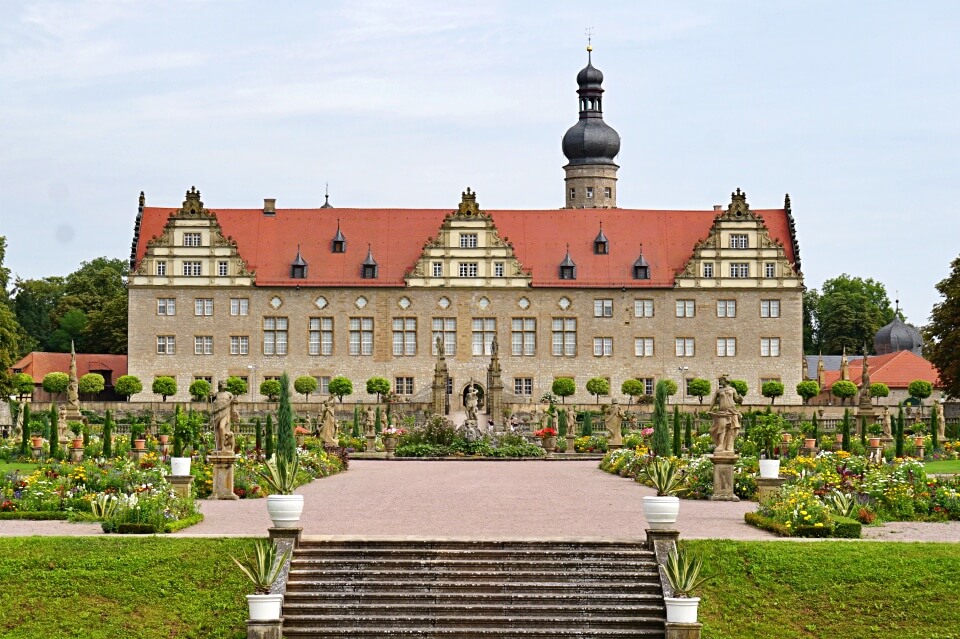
[263,198,276,216]
[713,204,722,211]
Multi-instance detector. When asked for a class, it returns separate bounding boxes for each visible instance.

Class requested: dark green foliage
[652,380,671,457]
[761,380,785,405]
[352,406,360,438]
[841,409,851,452]
[684,413,693,450]
[20,403,30,457]
[925,255,960,400]
[265,414,275,460]
[895,405,905,457]
[805,274,895,355]
[375,406,382,434]
[860,416,867,447]
[48,404,59,458]
[557,407,568,437]
[672,406,682,456]
[552,377,575,403]
[254,418,263,452]
[811,412,819,441]
[581,412,593,437]
[102,409,113,458]
[188,379,211,401]
[687,378,711,404]
[931,403,940,451]
[276,373,295,462]
[796,380,820,404]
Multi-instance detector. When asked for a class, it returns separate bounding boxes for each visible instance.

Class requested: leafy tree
[78,373,105,396]
[189,379,211,401]
[805,274,895,355]
[51,257,128,354]
[260,379,282,401]
[255,418,263,453]
[365,377,390,403]
[907,380,933,410]
[225,376,248,396]
[729,379,748,398]
[275,373,295,462]
[12,373,33,399]
[796,380,820,404]
[621,379,645,406]
[761,380,785,405]
[114,375,142,400]
[687,378,710,404]
[895,405,905,458]
[925,255,960,399]
[831,380,857,405]
[869,382,890,405]
[930,402,940,452]
[552,377,575,403]
[152,376,177,402]
[0,238,21,396]
[42,372,69,396]
[294,376,319,401]
[102,409,113,458]
[19,403,30,457]
[328,376,353,403]
[651,380,671,456]
[586,377,610,403]
[11,276,66,353]
[802,289,821,354]
[684,413,693,450]
[48,308,88,353]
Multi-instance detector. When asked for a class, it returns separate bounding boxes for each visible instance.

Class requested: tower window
[432,262,442,277]
[586,187,594,199]
[570,188,576,199]
[604,187,612,199]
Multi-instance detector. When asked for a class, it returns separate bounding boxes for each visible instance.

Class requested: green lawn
[0,461,38,475]
[926,459,960,474]
[689,540,960,639]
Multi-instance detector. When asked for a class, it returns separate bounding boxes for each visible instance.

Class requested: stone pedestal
[69,447,84,463]
[130,447,148,463]
[165,475,195,499]
[565,433,576,454]
[755,476,786,501]
[31,445,43,460]
[868,445,884,464]
[915,445,925,459]
[208,452,239,500]
[708,453,739,501]
[268,526,303,549]
[247,619,282,639]
[645,528,680,551]
[665,622,702,639]
[365,435,377,452]
[801,445,817,457]
[608,443,623,451]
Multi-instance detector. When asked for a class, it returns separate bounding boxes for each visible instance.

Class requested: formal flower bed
[394,417,545,458]
[600,447,759,500]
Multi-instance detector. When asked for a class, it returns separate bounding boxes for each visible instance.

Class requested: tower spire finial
[585,26,594,60]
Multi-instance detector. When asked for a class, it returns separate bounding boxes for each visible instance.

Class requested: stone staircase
[281,538,666,638]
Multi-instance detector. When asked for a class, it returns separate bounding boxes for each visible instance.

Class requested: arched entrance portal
[461,383,485,411]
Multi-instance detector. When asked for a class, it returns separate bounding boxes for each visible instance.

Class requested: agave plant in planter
[663,545,709,623]
[232,539,292,620]
[258,454,303,528]
[641,457,685,530]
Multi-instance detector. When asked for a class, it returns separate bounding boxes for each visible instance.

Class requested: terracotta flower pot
[835,433,844,443]
[868,437,881,448]
[914,436,925,447]
[804,438,817,449]
[72,438,84,449]
[133,439,146,450]
[158,434,169,444]
[31,437,43,448]
[781,433,792,443]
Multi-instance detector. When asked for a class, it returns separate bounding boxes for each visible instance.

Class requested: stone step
[296,541,647,553]
[282,601,665,616]
[287,568,659,583]
[282,591,665,607]
[284,579,663,594]
[280,626,665,638]
[281,613,662,631]
[290,557,658,571]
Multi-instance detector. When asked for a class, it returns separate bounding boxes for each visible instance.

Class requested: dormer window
[633,246,650,280]
[361,245,378,279]
[460,233,478,248]
[331,220,347,253]
[559,246,577,280]
[594,223,608,255]
[290,245,308,279]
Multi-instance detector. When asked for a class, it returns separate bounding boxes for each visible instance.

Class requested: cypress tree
[83,423,90,448]
[652,380,671,457]
[672,406,681,456]
[841,408,851,452]
[557,407,568,437]
[895,405,905,458]
[582,412,593,436]
[276,372,296,462]
[255,418,263,453]
[375,406,382,435]
[684,413,693,451]
[103,409,113,458]
[20,403,30,457]
[265,414,275,460]
[811,412,819,442]
[931,403,940,452]
[352,406,361,438]
[49,403,59,459]
[860,416,868,447]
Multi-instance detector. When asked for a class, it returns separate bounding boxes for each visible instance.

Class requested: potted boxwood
[640,457,684,530]
[259,454,303,528]
[69,421,84,449]
[232,539,292,621]
[867,422,883,447]
[664,545,709,623]
[750,415,783,479]
[130,423,146,450]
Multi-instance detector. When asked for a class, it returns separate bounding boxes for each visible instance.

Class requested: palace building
[126,49,804,408]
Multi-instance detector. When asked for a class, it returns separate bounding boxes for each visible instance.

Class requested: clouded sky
[2,1,958,324]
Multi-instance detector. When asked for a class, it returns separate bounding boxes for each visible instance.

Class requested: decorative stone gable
[130,187,254,287]
[405,188,532,288]
[675,188,802,289]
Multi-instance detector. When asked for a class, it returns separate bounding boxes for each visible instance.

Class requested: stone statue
[12,404,24,439]
[882,407,892,438]
[605,399,624,447]
[491,335,499,357]
[318,397,338,448]
[364,405,377,437]
[57,405,69,443]
[67,342,81,415]
[565,406,577,437]
[709,375,742,454]
[211,381,236,453]
[937,400,947,440]
[436,335,445,359]
[465,383,479,423]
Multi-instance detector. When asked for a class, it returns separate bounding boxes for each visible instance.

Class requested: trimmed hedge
[745,512,861,539]
[102,513,204,535]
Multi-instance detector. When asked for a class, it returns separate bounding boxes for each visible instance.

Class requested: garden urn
[642,495,680,530]
[541,435,557,451]
[758,458,781,479]
[266,494,304,528]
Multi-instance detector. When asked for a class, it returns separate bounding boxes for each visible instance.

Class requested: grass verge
[926,459,960,474]
[0,461,39,474]
[689,540,960,639]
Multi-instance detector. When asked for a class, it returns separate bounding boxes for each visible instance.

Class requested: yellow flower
[804,515,811,520]
[814,522,824,527]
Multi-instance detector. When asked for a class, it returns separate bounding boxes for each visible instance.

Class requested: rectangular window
[230,298,249,316]
[155,261,167,276]
[730,234,749,249]
[594,299,613,318]
[639,377,655,395]
[593,337,613,357]
[263,317,288,355]
[635,337,654,357]
[703,263,714,278]
[230,335,249,355]
[765,263,776,278]
[316,376,331,395]
[552,318,577,357]
[471,318,496,356]
[460,233,478,248]
[156,336,175,354]
[309,317,333,356]
[458,262,479,277]
[432,262,443,277]
[395,377,414,395]
[514,377,533,396]
[392,318,417,356]
[157,298,176,315]
[604,187,612,199]
[586,186,594,199]
[494,262,504,277]
[717,300,737,318]
[570,188,576,199]
[730,263,750,278]
[761,299,781,318]
[634,299,654,317]
[182,261,202,277]
[217,261,228,276]
[194,335,213,355]
[511,318,536,356]
[675,300,695,317]
[761,337,781,357]
[349,317,374,356]
[716,337,737,357]
[183,232,202,247]
[194,299,213,316]
[432,318,456,356]
[675,338,695,357]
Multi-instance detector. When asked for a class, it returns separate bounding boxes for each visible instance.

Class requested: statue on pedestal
[709,375,742,454]
[465,383,479,423]
[605,399,625,447]
[210,381,236,453]
[364,405,377,437]
[57,405,69,443]
[882,407,892,438]
[936,400,947,440]
[318,396,338,448]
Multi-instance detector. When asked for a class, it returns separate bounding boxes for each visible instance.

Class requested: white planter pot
[665,596,700,623]
[247,593,284,621]
[170,457,191,476]
[759,459,781,479]
[642,495,680,530]
[266,494,304,528]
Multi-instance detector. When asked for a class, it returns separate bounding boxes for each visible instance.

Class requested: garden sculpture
[211,381,236,453]
[465,383,479,423]
[937,400,946,440]
[882,407,892,438]
[319,397,338,448]
[605,399,624,447]
[57,405,69,443]
[364,405,376,436]
[435,335,445,359]
[67,342,81,415]
[566,406,577,437]
[709,375,742,454]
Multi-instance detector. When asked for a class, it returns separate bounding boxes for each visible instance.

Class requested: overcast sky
[2,1,958,325]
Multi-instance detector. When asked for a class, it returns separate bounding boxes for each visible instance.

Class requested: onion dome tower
[562,42,621,209]
[874,301,924,355]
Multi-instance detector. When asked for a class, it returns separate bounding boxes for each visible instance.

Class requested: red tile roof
[10,353,128,382]
[821,350,941,389]
[135,205,797,288]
